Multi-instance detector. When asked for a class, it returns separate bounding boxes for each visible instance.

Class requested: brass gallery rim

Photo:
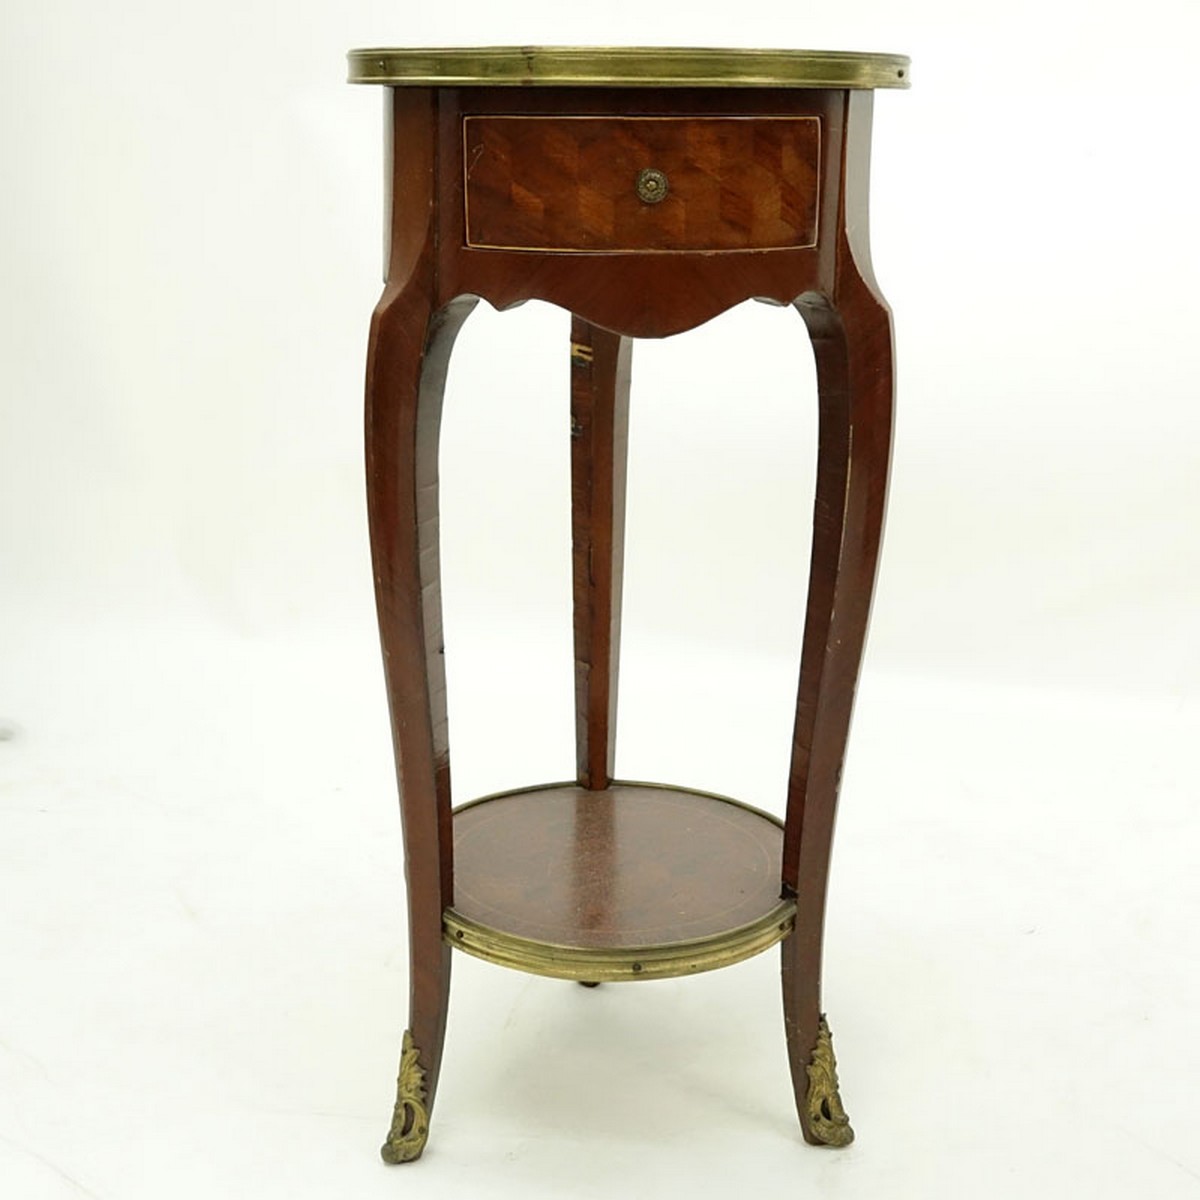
[443,900,797,982]
[347,46,910,90]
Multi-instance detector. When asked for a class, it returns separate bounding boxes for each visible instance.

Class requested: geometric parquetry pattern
[464,115,820,253]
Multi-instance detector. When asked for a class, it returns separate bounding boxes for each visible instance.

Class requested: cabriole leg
[367,285,476,1163]
[781,267,894,1146]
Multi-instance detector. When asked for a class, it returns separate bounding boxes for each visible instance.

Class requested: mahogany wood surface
[569,318,631,788]
[365,89,466,1134]
[437,87,845,337]
[451,784,784,946]
[363,78,895,1156]
[779,90,894,1144]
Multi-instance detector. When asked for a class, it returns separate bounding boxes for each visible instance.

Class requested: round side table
[346,45,908,1162]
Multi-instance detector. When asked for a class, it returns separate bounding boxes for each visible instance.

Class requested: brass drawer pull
[636,167,669,204]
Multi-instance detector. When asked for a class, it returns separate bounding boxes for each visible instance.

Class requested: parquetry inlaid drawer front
[463,116,821,254]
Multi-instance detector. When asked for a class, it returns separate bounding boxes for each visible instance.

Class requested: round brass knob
[635,167,669,205]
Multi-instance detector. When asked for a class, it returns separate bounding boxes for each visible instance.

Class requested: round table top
[347,46,910,90]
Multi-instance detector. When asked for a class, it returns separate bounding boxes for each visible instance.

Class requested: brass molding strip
[348,46,910,90]
[444,901,797,982]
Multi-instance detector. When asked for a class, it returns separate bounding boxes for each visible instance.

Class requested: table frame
[362,82,895,1161]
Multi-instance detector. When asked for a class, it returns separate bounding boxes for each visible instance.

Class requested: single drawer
[463,115,820,254]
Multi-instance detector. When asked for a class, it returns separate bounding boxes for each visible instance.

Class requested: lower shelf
[443,780,795,982]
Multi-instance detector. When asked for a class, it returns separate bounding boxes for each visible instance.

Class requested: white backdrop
[2,3,1198,1198]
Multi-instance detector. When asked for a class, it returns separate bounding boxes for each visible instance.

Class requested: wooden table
[347,45,908,1162]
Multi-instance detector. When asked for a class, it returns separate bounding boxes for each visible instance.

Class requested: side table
[347,45,908,1162]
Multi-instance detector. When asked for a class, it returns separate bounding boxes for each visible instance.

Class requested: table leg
[367,284,477,1163]
[569,316,633,790]
[780,267,894,1146]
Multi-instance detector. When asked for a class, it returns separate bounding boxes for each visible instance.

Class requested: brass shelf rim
[347,46,911,90]
[444,899,797,982]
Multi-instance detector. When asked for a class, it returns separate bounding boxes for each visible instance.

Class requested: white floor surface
[2,616,1196,1199]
